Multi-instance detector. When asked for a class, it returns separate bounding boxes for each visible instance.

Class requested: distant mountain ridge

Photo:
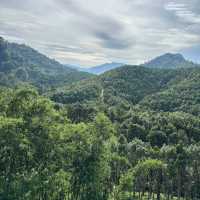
[65,53,199,75]
[143,53,198,69]
[67,62,125,75]
[86,62,125,74]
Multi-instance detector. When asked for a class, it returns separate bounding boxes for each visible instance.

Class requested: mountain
[67,62,125,75]
[2,45,200,200]
[0,37,93,91]
[143,53,198,69]
[86,62,125,74]
[2,39,198,116]
[66,53,198,75]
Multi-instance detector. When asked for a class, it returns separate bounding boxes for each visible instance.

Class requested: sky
[0,0,200,66]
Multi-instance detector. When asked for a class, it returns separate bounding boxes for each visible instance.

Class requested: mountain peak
[143,53,196,69]
[160,53,185,61]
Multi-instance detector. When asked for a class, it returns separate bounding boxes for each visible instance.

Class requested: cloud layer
[0,0,200,65]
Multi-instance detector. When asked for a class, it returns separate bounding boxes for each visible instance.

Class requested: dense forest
[0,38,200,200]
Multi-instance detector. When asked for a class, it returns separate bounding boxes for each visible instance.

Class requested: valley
[0,37,200,200]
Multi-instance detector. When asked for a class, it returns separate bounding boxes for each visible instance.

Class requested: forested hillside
[0,37,93,91]
[52,65,196,107]
[0,39,200,200]
[140,68,200,115]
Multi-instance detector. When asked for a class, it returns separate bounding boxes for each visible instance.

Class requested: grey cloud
[0,0,27,7]
[41,43,95,55]
[165,0,200,24]
[95,31,134,49]
[0,0,36,11]
[56,0,133,50]
[90,17,134,50]
[0,0,200,65]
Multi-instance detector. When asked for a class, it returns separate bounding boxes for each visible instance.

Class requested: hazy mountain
[0,37,93,90]
[65,64,84,71]
[87,62,125,74]
[65,53,199,75]
[143,53,198,69]
[67,62,125,75]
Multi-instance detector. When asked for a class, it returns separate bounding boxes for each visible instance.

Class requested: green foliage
[140,69,200,116]
[148,130,167,147]
[48,62,200,200]
[53,65,189,106]
[52,79,102,104]
[0,87,118,199]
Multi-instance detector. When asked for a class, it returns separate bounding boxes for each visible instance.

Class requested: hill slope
[52,65,189,105]
[0,37,93,90]
[140,68,200,115]
[52,63,200,116]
